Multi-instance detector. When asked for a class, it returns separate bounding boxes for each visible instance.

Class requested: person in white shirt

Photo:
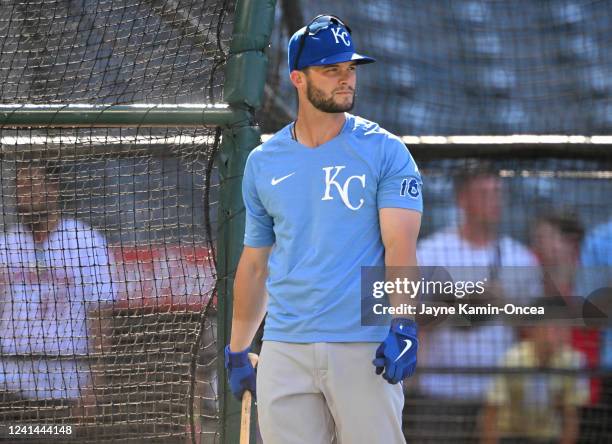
[0,161,115,401]
[417,162,542,402]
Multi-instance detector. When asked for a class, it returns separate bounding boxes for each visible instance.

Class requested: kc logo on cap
[331,27,351,46]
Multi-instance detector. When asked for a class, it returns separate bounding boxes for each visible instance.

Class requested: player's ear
[289,70,306,89]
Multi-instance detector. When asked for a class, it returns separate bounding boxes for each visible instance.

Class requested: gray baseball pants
[256,341,406,444]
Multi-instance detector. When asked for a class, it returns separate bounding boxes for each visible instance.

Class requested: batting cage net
[0,0,233,104]
[263,0,612,135]
[0,1,234,443]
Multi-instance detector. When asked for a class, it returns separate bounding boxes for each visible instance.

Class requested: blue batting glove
[224,345,256,401]
[372,318,418,384]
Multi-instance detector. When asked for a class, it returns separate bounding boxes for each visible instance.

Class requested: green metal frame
[0,1,277,442]
[0,104,249,128]
[218,2,277,443]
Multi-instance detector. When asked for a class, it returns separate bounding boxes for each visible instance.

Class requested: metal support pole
[218,1,276,443]
[0,104,247,128]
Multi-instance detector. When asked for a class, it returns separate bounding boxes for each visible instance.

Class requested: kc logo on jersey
[321,166,366,211]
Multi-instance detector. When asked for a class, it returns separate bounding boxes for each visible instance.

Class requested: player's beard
[305,79,355,113]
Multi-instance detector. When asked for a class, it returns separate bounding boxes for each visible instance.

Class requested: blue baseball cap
[288,15,375,73]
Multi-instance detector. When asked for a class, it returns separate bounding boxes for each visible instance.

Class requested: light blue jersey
[243,114,423,343]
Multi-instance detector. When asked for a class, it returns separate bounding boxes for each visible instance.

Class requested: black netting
[406,145,612,443]
[263,0,612,135]
[0,128,221,443]
[0,0,234,104]
[0,0,233,441]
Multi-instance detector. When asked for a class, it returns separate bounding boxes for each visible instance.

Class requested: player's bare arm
[379,207,422,319]
[379,207,421,265]
[229,245,271,352]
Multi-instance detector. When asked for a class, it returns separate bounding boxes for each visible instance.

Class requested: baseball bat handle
[240,390,252,444]
[239,353,259,444]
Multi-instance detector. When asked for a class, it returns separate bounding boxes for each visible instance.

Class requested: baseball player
[225,14,423,443]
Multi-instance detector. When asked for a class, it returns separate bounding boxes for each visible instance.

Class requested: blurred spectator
[481,318,589,444]
[574,219,612,407]
[417,162,542,399]
[415,162,542,440]
[530,210,601,404]
[0,161,115,405]
[530,210,584,299]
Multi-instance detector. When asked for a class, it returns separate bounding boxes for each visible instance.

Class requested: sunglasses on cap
[293,14,352,71]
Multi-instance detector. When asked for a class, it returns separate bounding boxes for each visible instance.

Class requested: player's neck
[459,222,497,247]
[294,107,346,148]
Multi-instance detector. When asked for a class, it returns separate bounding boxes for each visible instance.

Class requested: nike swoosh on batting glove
[224,345,256,401]
[372,317,418,384]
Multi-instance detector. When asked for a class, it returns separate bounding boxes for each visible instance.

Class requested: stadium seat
[549,1,586,27]
[465,32,504,60]
[491,99,529,133]
[477,66,517,97]
[558,34,599,62]
[577,66,612,98]
[452,1,492,24]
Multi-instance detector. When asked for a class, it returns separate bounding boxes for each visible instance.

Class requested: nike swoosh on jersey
[394,339,413,362]
[271,172,295,186]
